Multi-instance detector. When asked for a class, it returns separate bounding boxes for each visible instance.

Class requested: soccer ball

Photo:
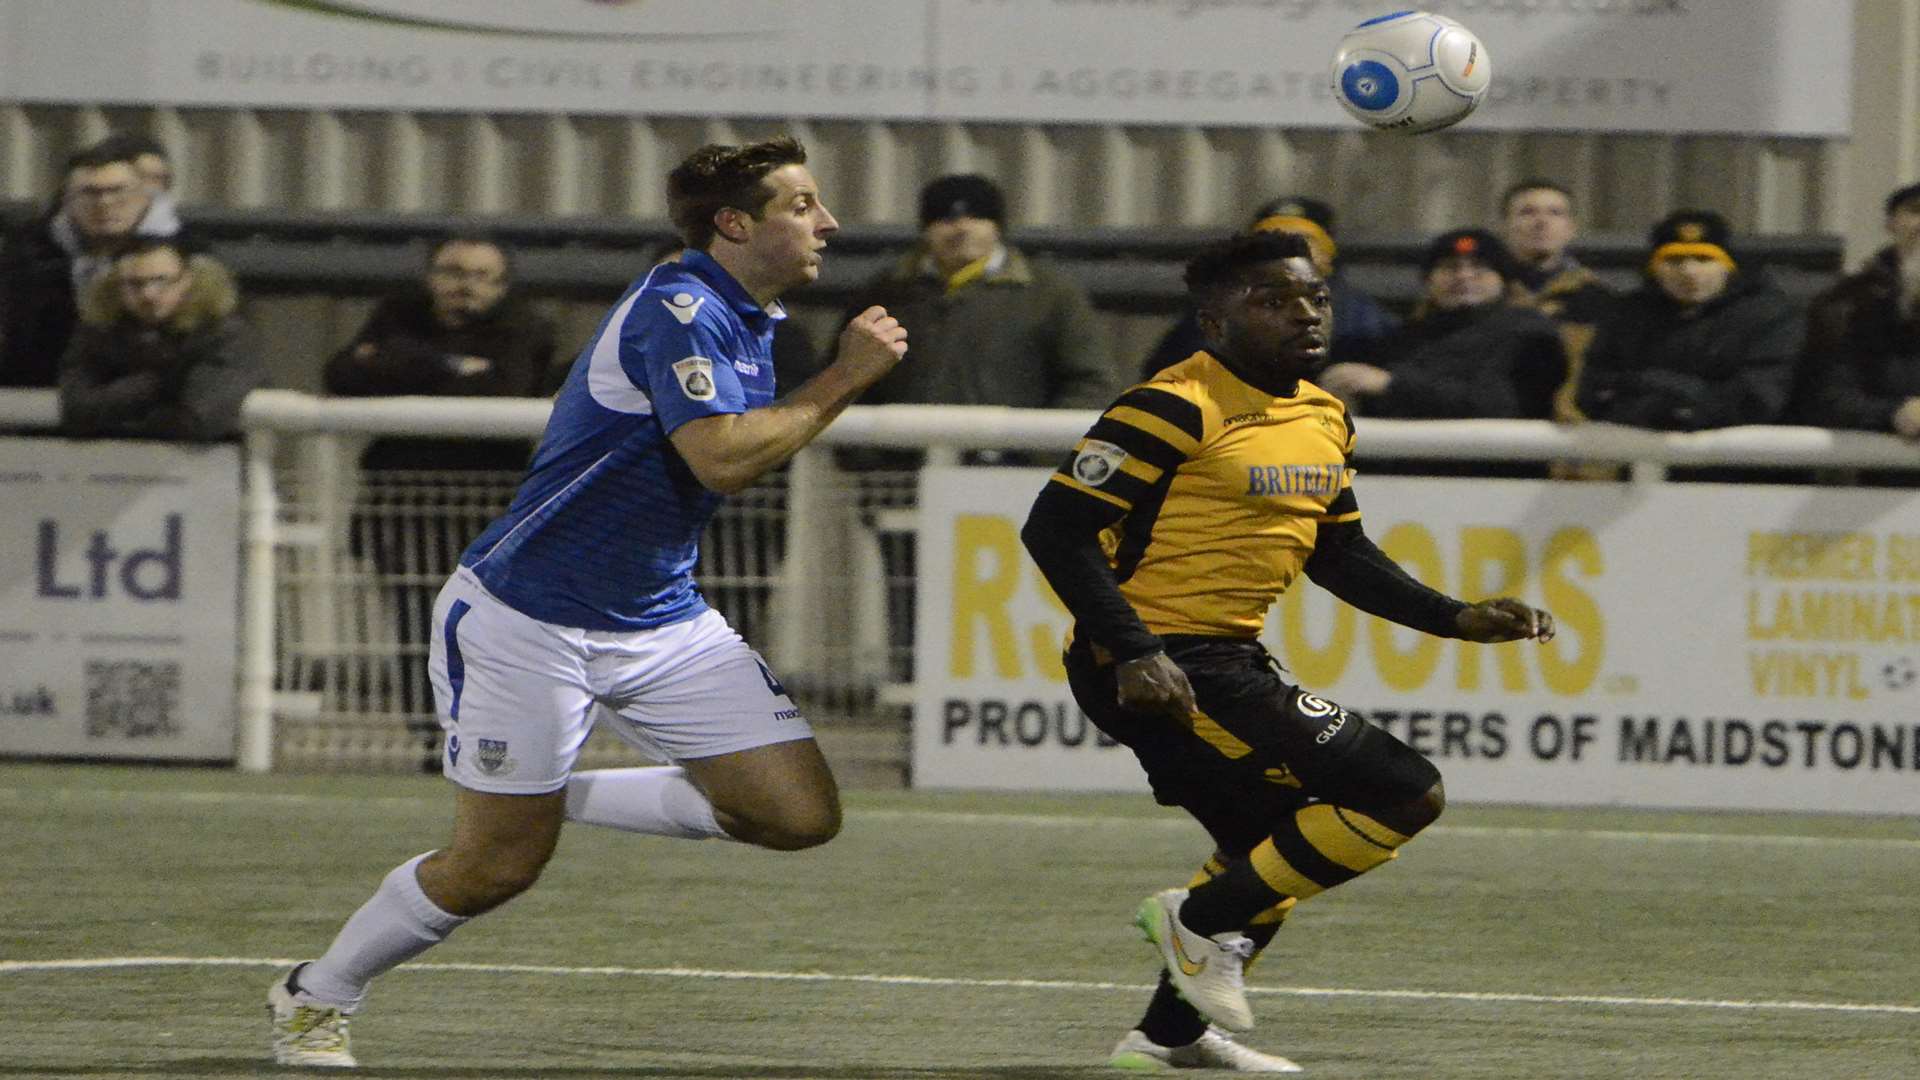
[1330,11,1491,134]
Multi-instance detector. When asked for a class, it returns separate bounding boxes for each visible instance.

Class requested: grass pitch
[1,763,1915,1079]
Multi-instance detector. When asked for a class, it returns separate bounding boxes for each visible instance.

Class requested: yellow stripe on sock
[1297,804,1406,874]
[1185,854,1230,889]
[1249,897,1295,926]
[1336,806,1413,849]
[1248,838,1325,901]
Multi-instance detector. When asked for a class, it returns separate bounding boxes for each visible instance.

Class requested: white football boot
[267,964,357,1068]
[1134,888,1256,1032]
[1108,1026,1305,1072]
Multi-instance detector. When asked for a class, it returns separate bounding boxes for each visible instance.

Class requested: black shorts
[1065,635,1438,856]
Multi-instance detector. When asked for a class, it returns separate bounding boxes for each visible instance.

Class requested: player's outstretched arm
[669,306,906,493]
[1305,518,1552,643]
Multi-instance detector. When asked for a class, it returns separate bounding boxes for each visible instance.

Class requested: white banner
[913,468,1920,815]
[0,0,1852,136]
[0,439,241,762]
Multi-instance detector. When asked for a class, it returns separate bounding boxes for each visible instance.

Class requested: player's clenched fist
[836,306,909,378]
[1455,597,1555,643]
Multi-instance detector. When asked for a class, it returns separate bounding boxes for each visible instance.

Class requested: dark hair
[667,136,808,250]
[1184,231,1315,304]
[1886,181,1920,217]
[427,233,514,278]
[89,132,169,164]
[64,138,146,176]
[1500,179,1573,216]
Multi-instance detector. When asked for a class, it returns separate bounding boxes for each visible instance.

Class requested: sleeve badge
[672,357,717,401]
[1070,440,1129,486]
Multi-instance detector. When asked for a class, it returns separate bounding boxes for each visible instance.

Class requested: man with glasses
[2,138,189,388]
[323,235,561,742]
[56,238,258,440]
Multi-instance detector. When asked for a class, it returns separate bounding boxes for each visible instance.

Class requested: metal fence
[263,440,923,775]
[13,387,1920,780]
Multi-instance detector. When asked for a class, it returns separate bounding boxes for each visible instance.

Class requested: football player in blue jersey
[267,136,909,1068]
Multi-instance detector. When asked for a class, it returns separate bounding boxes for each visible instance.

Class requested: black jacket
[57,255,260,441]
[1796,247,1920,431]
[1366,301,1567,420]
[323,285,559,472]
[2,199,194,389]
[1,215,84,388]
[1575,272,1803,431]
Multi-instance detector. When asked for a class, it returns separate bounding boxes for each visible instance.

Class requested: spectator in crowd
[1797,181,1920,439]
[1575,210,1802,431]
[842,173,1115,427]
[323,234,559,736]
[1498,179,1616,419]
[1140,195,1399,378]
[57,238,258,440]
[1313,228,1566,421]
[325,234,558,466]
[91,132,176,194]
[1,138,190,387]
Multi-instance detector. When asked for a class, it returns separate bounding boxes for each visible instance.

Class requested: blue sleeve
[623,291,749,434]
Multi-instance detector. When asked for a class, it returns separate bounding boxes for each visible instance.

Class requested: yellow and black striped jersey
[1041,350,1359,640]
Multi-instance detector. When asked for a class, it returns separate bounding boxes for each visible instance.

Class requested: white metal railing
[5,387,1918,773]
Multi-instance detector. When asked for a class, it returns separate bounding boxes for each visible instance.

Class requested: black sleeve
[1022,483,1161,660]
[1304,516,1467,639]
[1020,384,1204,662]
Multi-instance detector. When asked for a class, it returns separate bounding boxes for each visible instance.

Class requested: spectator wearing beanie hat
[1574,209,1802,431]
[836,173,1115,466]
[1138,194,1399,378]
[1314,227,1565,422]
[1796,181,1920,442]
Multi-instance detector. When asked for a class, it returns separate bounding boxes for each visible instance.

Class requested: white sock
[564,766,730,840]
[296,852,469,1012]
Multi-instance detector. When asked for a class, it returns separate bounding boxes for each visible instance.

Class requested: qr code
[85,660,182,739]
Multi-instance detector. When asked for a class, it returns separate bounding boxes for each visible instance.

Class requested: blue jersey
[461,249,781,631]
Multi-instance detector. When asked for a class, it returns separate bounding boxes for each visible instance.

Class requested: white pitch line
[2,956,1915,1017]
[2,785,1917,849]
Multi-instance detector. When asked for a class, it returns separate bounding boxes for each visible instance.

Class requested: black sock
[1177,858,1286,937]
[1138,972,1208,1047]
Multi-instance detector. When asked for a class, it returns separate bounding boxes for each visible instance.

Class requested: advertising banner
[0,439,241,762]
[0,0,1853,136]
[914,468,1920,814]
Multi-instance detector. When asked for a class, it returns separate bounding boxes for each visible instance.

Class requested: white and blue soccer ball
[1330,11,1491,135]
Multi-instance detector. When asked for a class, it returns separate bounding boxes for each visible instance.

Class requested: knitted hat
[1647,210,1736,271]
[1421,227,1518,280]
[919,174,1005,227]
[1249,195,1338,264]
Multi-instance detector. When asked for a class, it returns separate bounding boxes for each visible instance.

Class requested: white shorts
[426,568,813,794]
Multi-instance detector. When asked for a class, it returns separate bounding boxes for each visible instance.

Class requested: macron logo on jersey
[662,292,707,325]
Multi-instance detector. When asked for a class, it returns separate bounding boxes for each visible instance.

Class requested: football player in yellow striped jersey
[1022,230,1554,1071]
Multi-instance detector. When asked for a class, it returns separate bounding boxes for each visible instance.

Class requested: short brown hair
[667,137,808,250]
[1500,179,1572,217]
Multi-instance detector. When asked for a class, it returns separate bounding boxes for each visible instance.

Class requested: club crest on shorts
[1070,440,1128,486]
[475,737,516,777]
[672,357,717,401]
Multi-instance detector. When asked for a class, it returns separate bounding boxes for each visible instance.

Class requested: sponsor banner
[913,468,1920,814]
[0,0,1852,135]
[0,439,241,762]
